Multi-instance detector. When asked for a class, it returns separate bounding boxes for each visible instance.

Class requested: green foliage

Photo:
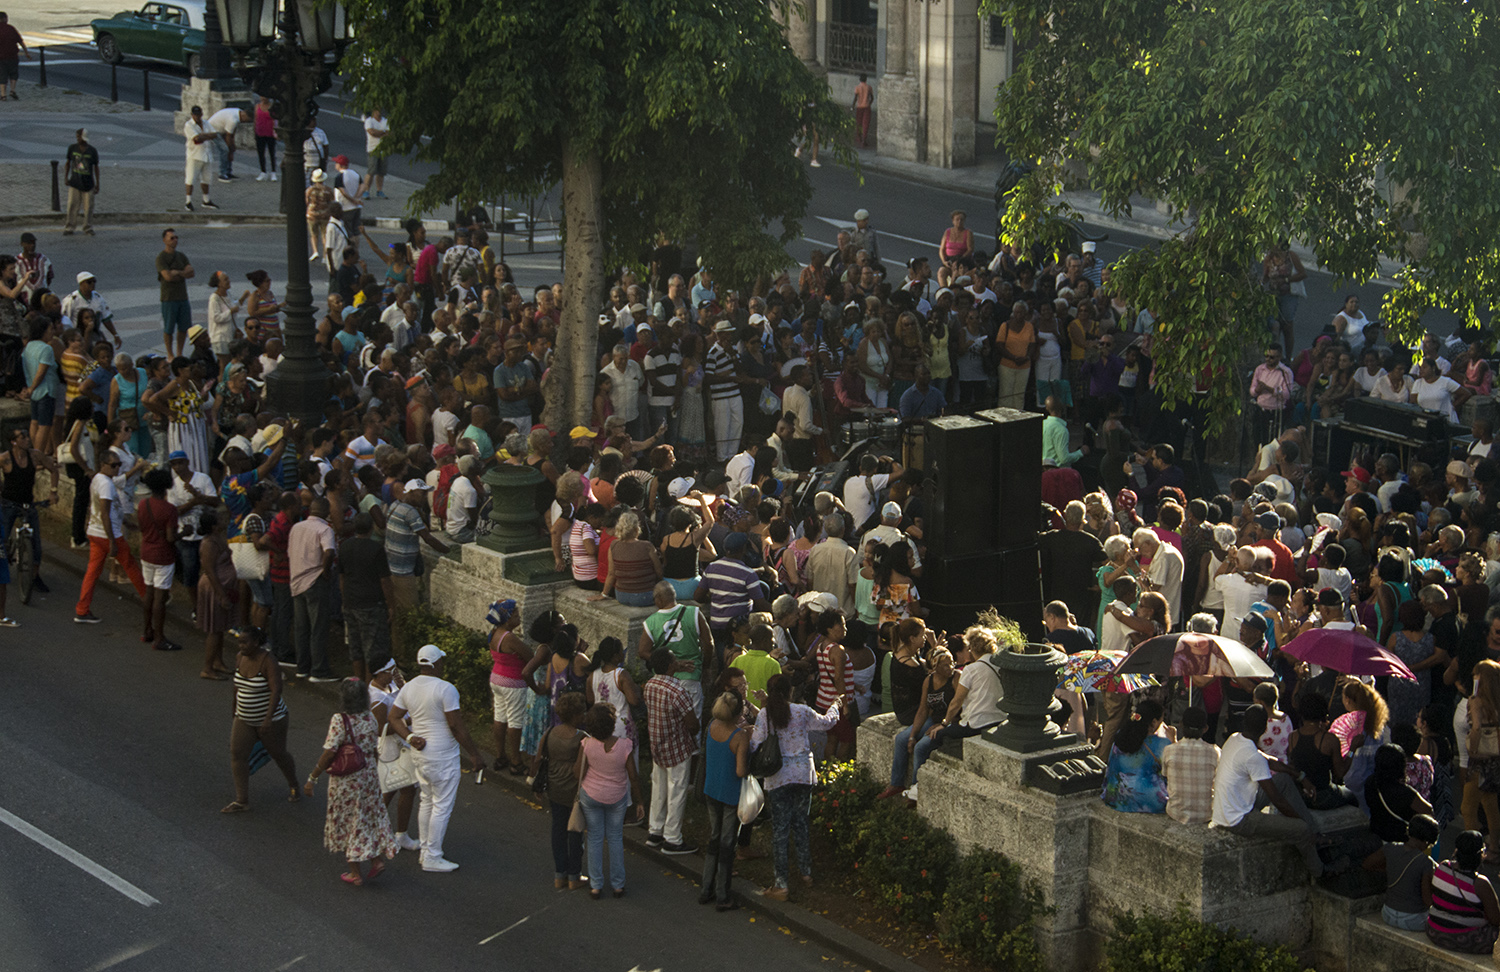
[976,608,1028,652]
[392,606,491,715]
[809,760,884,864]
[938,848,1052,972]
[856,801,959,924]
[985,0,1500,428]
[340,0,850,294]
[1105,905,1311,972]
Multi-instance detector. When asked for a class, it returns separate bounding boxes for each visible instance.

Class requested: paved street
[0,571,859,972]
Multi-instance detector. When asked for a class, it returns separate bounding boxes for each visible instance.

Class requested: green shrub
[393,606,492,715]
[938,847,1051,972]
[856,801,958,925]
[810,760,884,864]
[1105,905,1311,972]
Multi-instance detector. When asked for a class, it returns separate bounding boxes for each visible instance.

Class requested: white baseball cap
[416,644,445,665]
[76,271,96,284]
[853,208,870,221]
[668,476,695,499]
[403,478,433,492]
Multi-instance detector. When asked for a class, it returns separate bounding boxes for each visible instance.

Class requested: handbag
[1289,279,1307,297]
[567,799,587,832]
[737,774,765,825]
[376,722,417,793]
[1470,700,1500,759]
[229,537,270,581]
[326,713,368,777]
[750,723,783,778]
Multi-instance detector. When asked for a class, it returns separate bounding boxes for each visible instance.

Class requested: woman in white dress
[1333,295,1371,353]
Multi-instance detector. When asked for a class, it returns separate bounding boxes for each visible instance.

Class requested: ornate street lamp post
[214,0,351,424]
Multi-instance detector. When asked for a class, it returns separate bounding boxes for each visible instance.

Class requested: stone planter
[985,644,1077,753]
[479,463,546,553]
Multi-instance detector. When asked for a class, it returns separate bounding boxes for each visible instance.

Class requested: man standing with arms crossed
[156,228,195,358]
[388,644,484,872]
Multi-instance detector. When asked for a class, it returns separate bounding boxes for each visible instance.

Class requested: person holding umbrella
[1331,681,1391,813]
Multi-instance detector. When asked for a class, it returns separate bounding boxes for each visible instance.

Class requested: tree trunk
[545,140,605,433]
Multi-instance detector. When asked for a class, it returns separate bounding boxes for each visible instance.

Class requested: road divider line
[0,806,160,907]
[478,913,532,944]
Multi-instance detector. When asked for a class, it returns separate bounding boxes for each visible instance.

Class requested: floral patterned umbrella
[1058,648,1158,694]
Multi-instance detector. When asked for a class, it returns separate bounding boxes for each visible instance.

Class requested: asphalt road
[0,571,856,972]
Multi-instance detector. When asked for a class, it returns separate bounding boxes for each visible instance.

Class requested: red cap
[1340,466,1371,484]
[432,444,456,460]
[332,154,349,165]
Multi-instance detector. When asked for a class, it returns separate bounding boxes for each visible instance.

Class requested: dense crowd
[6,183,1500,937]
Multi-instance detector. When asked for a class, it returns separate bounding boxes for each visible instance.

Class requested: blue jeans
[0,500,42,564]
[578,789,627,890]
[549,800,583,880]
[615,589,655,608]
[768,783,812,888]
[211,137,230,178]
[911,722,987,783]
[890,718,934,789]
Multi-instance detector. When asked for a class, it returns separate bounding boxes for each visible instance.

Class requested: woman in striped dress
[224,626,300,813]
[1424,830,1500,952]
[812,609,855,761]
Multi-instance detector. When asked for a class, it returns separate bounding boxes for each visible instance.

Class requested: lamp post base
[265,355,331,427]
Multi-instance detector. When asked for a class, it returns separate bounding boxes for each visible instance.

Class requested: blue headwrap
[487,598,518,628]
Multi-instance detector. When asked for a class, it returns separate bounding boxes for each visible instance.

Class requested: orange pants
[76,536,147,616]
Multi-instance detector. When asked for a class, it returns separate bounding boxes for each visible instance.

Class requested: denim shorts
[160,299,192,335]
[246,575,274,607]
[29,395,56,424]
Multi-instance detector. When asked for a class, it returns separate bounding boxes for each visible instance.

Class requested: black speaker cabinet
[922,545,1043,642]
[976,407,1044,547]
[922,415,998,558]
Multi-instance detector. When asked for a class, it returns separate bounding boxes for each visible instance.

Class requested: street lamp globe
[294,0,352,53]
[214,0,272,49]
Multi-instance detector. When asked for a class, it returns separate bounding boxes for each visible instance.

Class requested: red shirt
[1264,537,1298,586]
[136,497,178,566]
[0,25,23,62]
[413,244,438,286]
[265,510,295,584]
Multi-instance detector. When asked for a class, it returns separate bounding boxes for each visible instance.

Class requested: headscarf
[1115,489,1137,513]
[487,598,518,628]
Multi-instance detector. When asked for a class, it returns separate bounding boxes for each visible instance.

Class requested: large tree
[985,0,1500,426]
[342,0,847,429]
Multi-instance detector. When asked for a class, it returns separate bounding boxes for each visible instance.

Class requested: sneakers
[308,675,339,683]
[809,159,822,167]
[309,252,321,263]
[85,227,95,236]
[255,172,269,182]
[645,833,664,848]
[184,202,194,212]
[269,172,278,182]
[217,174,236,182]
[0,617,18,628]
[277,661,297,670]
[396,834,421,852]
[421,856,459,873]
[375,191,387,198]
[74,612,101,624]
[202,200,219,209]
[661,841,698,856]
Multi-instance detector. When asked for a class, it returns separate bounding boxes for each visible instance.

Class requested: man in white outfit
[388,644,483,872]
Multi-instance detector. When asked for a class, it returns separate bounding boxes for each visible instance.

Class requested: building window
[985,15,1007,50]
[828,0,876,73]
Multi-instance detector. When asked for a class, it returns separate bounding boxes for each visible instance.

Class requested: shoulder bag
[376,721,417,793]
[327,713,368,777]
[229,535,270,581]
[1470,699,1500,759]
[750,721,783,778]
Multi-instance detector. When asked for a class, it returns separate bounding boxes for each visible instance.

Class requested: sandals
[365,860,385,881]
[199,671,229,681]
[288,787,300,803]
[220,801,249,814]
[340,872,363,886]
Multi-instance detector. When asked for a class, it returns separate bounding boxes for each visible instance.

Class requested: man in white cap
[60,272,121,348]
[850,208,879,264]
[1079,241,1103,287]
[388,643,484,872]
[63,128,100,236]
[305,168,334,260]
[864,501,922,572]
[384,478,449,610]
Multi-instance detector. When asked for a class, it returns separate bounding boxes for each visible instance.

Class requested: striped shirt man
[700,557,762,630]
[705,341,740,402]
[383,500,425,575]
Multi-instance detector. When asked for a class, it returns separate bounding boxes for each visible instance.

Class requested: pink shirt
[1251,362,1294,411]
[253,103,275,138]
[580,736,634,805]
[287,515,337,596]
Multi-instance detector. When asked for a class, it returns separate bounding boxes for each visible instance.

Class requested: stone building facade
[782,0,1014,169]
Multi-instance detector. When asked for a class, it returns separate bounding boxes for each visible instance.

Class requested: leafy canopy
[986,0,1500,424]
[341,0,848,288]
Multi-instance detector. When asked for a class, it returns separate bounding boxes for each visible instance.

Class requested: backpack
[432,463,461,521]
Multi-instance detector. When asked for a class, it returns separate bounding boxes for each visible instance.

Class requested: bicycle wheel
[11,528,34,606]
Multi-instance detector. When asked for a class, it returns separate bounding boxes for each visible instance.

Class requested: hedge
[1104,906,1312,972]
[392,606,492,715]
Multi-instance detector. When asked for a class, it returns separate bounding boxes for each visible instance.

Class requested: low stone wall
[857,713,1372,972]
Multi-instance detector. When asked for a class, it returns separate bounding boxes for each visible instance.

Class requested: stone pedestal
[479,463,546,553]
[173,76,253,139]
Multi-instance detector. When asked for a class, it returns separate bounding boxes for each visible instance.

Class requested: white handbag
[376,723,418,793]
[229,537,269,581]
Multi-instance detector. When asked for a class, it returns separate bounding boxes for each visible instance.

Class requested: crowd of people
[8,184,1500,941]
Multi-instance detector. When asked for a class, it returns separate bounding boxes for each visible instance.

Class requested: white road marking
[82,942,162,972]
[478,914,532,944]
[0,806,160,907]
[271,957,306,971]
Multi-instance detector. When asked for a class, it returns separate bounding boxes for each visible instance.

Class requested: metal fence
[826,22,876,73]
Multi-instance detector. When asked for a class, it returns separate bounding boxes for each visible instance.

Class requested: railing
[826,22,876,73]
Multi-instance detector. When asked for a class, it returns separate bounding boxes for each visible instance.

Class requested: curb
[2,212,471,233]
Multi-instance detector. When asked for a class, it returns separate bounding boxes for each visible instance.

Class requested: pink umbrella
[1280,626,1416,680]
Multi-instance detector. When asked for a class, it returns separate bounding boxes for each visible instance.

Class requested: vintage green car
[91,1,206,74]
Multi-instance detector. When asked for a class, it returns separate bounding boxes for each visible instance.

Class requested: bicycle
[5,499,49,606]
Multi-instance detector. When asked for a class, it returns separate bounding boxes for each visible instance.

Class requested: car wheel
[97,34,123,65]
[187,53,201,77]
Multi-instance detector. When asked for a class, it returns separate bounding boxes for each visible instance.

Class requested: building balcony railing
[827,22,876,73]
